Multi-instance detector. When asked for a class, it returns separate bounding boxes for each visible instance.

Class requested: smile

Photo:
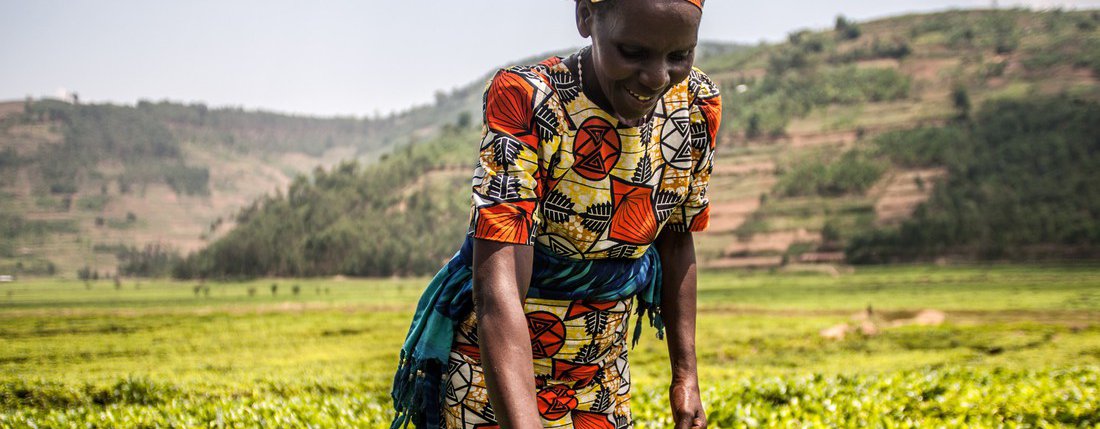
[626,88,654,102]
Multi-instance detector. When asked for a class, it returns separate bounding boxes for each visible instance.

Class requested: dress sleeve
[666,72,721,232]
[468,69,544,245]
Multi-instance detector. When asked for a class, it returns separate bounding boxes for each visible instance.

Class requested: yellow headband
[591,0,704,10]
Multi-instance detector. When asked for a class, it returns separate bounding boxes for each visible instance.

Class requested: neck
[576,46,647,127]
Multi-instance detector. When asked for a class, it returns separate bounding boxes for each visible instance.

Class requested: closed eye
[669,50,692,62]
[618,45,645,60]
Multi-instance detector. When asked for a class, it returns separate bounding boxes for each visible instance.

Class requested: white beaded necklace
[577,46,590,93]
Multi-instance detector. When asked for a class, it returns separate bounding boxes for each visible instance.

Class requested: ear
[575,0,594,38]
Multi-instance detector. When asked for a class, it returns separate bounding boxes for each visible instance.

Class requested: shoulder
[687,67,721,107]
[686,67,722,149]
[661,67,722,114]
[484,59,558,105]
[482,57,562,140]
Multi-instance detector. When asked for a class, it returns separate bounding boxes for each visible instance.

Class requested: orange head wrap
[590,0,703,10]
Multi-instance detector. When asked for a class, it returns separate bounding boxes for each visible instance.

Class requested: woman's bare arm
[472,238,543,428]
[655,230,707,428]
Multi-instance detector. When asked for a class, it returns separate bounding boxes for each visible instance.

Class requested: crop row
[2,366,1095,428]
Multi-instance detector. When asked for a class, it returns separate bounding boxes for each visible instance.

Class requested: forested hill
[174,128,476,278]
[0,96,474,277]
[176,9,1100,278]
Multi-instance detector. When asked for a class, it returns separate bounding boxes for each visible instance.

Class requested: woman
[392,0,720,427]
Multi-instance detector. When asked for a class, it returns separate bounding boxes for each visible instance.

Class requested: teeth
[628,89,652,101]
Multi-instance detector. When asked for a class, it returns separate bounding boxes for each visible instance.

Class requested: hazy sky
[2,0,1097,117]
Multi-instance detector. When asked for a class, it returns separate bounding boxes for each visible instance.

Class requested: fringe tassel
[390,353,444,429]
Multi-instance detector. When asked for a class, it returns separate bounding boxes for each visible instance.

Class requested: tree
[952,86,971,121]
[456,111,472,129]
[835,15,862,40]
[746,113,762,139]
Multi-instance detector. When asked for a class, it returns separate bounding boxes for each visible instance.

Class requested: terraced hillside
[0,102,375,276]
[693,9,1100,268]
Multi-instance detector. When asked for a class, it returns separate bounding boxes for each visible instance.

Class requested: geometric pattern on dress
[468,50,722,259]
[444,297,635,429]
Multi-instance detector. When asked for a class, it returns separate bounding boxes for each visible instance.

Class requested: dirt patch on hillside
[712,161,776,176]
[706,198,760,233]
[855,58,901,70]
[786,130,858,149]
[873,168,947,224]
[903,58,960,82]
[723,229,822,256]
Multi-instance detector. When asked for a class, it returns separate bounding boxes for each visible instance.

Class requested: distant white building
[0,275,14,282]
[55,87,79,104]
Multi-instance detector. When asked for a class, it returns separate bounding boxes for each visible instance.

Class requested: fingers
[674,410,706,429]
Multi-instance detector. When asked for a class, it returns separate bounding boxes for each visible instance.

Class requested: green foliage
[0,214,78,241]
[175,129,476,278]
[636,368,1099,427]
[134,100,380,157]
[117,244,182,278]
[0,259,56,276]
[951,86,971,121]
[835,15,862,40]
[777,150,887,197]
[0,147,18,170]
[1,267,1098,427]
[162,165,210,196]
[1021,30,1100,75]
[848,95,1100,263]
[731,66,909,137]
[787,30,829,54]
[24,101,210,196]
[872,127,961,168]
[75,195,109,211]
[766,46,813,75]
[829,38,912,63]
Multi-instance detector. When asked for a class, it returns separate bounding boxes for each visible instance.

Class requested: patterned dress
[443,50,721,428]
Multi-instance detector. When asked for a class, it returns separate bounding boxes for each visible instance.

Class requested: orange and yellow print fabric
[470,54,722,260]
[444,297,635,429]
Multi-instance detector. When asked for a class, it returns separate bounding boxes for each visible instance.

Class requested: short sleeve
[469,69,544,245]
[666,71,721,232]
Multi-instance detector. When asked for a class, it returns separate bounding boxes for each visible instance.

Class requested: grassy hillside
[693,8,1100,268]
[179,8,1100,278]
[1,99,393,277]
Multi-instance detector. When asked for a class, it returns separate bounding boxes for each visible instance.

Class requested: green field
[1,265,1098,428]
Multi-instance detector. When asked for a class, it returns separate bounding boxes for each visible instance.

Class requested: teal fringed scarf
[390,235,664,428]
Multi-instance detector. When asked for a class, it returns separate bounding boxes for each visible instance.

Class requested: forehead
[596,0,701,50]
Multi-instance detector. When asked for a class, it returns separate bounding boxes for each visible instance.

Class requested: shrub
[777,150,887,197]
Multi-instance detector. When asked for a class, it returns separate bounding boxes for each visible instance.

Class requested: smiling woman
[390,1,721,428]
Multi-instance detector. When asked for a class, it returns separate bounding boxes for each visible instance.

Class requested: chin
[612,94,655,122]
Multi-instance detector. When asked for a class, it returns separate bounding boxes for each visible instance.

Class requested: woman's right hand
[670,376,707,428]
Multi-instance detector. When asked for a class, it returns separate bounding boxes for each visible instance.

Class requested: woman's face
[577,0,701,122]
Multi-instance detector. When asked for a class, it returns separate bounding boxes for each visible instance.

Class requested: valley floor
[1,264,1098,427]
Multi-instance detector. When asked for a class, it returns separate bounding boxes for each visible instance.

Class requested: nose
[637,61,670,93]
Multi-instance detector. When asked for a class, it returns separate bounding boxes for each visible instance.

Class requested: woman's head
[575,0,702,122]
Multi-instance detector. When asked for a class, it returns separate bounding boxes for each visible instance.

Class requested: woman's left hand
[670,376,707,428]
